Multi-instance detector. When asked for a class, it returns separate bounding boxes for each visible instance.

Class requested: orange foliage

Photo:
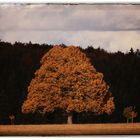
[123,106,137,119]
[22,46,115,115]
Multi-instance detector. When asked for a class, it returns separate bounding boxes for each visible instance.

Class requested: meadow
[0,123,140,135]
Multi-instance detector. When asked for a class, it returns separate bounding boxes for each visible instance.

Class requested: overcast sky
[0,4,140,52]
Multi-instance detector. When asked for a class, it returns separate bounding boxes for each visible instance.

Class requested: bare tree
[9,115,15,125]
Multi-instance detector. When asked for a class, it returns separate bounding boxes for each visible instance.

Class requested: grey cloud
[1,30,140,52]
[0,4,140,31]
[0,4,140,52]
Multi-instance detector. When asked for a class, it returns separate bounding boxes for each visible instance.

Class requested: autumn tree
[22,45,115,124]
[123,106,137,123]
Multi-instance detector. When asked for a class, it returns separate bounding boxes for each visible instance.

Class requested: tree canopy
[22,46,115,116]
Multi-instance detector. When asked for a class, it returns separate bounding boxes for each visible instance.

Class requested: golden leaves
[22,45,115,115]
[123,106,137,119]
[103,97,115,115]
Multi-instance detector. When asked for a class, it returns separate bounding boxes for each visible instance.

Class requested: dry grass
[0,123,140,136]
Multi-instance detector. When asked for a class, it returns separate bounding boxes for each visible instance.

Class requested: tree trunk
[11,119,14,125]
[127,118,129,123]
[131,117,134,123]
[67,114,73,124]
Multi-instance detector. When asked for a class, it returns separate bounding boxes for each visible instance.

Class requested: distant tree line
[0,40,140,124]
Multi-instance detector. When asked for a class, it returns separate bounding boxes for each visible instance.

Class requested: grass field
[0,123,140,136]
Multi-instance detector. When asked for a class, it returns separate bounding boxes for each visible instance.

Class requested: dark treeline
[0,40,140,124]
